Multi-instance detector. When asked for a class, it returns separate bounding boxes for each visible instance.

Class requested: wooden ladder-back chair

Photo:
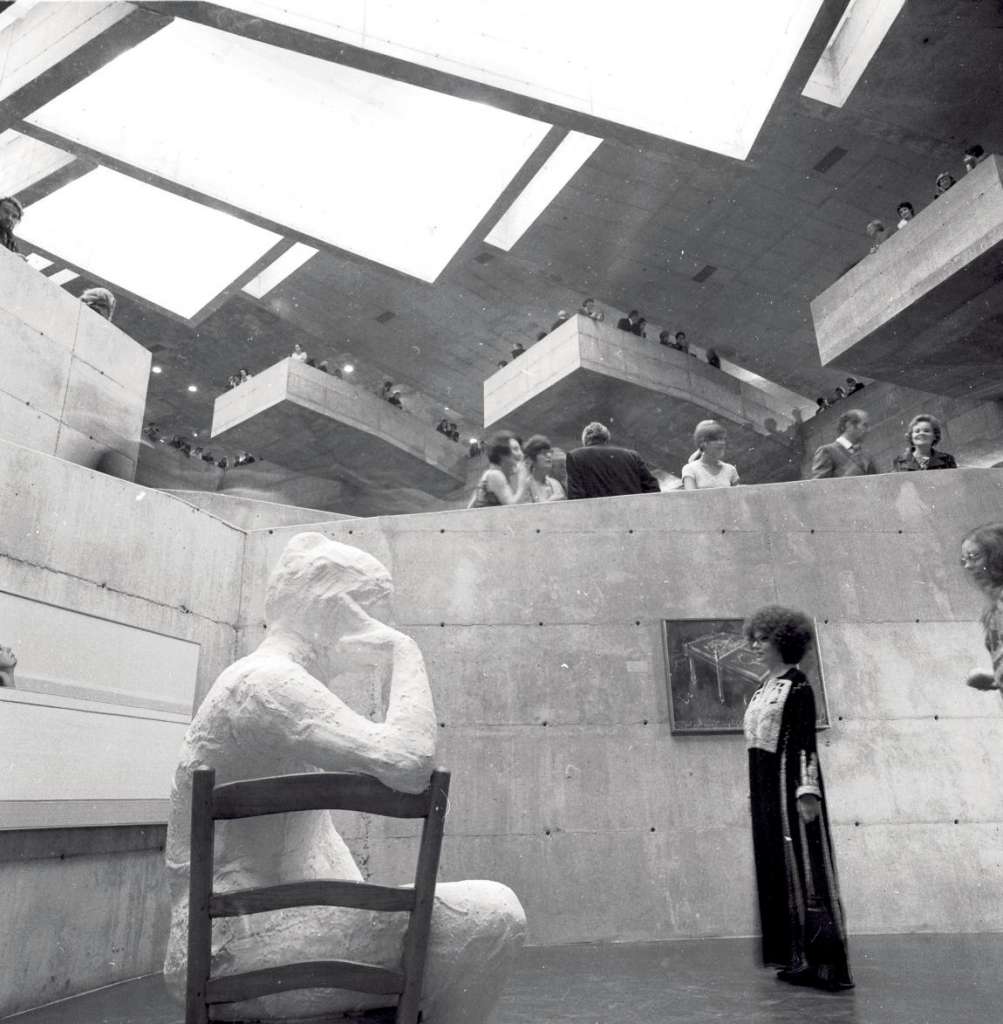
[185,768,451,1024]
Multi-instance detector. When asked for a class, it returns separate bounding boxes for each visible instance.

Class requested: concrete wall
[0,438,244,1017]
[136,441,471,518]
[239,471,1003,946]
[5,436,1003,1013]
[801,381,1003,475]
[0,248,151,481]
[166,490,351,531]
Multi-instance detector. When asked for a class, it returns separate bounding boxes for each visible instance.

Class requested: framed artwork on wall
[662,618,829,735]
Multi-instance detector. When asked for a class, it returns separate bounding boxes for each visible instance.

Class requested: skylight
[0,129,73,196]
[802,0,907,107]
[243,241,318,298]
[215,0,822,159]
[18,167,282,318]
[485,131,602,250]
[27,19,551,281]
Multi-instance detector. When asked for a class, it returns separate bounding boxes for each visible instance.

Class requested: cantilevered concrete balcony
[811,154,1003,400]
[211,358,468,495]
[484,316,801,483]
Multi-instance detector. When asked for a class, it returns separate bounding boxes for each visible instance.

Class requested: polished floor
[6,934,1001,1023]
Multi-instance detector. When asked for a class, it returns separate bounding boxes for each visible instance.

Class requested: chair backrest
[185,768,450,1024]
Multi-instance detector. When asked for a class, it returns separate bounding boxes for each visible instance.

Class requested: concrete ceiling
[10,0,1003,453]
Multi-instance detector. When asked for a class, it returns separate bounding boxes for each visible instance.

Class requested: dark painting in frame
[662,618,830,735]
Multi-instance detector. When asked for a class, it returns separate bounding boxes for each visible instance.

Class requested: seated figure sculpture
[163,532,526,1022]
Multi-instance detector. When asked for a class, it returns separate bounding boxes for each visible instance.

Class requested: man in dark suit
[566,422,661,499]
[809,409,879,478]
[617,309,641,333]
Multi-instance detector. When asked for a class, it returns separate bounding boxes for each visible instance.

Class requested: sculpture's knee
[455,880,527,953]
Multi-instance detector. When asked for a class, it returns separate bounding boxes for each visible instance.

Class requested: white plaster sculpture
[164,532,526,1022]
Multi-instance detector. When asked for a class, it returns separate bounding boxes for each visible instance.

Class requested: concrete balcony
[811,154,1003,400]
[211,358,468,496]
[484,315,801,483]
[0,248,150,480]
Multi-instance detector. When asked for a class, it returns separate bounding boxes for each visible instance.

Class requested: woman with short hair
[743,606,853,992]
[682,420,740,489]
[892,414,957,471]
[960,523,1003,698]
[521,435,566,503]
[467,431,530,508]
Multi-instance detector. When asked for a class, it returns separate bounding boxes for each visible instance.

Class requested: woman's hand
[965,670,998,691]
[797,794,821,824]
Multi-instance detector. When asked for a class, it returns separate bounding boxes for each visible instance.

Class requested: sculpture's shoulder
[187,652,317,747]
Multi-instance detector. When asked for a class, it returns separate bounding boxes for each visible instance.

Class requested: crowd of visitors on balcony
[436,419,461,442]
[866,144,988,254]
[467,403,961,509]
[815,377,865,410]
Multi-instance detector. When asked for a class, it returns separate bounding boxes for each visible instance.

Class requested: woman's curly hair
[743,605,814,664]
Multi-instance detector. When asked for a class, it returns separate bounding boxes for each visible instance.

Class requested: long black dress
[744,668,853,989]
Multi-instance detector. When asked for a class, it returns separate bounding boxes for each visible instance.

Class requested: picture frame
[662,618,830,735]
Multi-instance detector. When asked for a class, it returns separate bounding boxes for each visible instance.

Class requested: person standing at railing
[960,524,1003,702]
[682,420,740,489]
[808,410,878,479]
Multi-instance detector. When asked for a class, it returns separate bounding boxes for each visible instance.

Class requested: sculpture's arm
[267,639,437,794]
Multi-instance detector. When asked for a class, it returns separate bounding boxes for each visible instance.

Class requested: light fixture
[187,384,198,392]
[151,365,162,374]
[343,364,354,374]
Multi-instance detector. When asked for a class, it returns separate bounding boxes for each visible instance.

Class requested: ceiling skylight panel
[27,19,551,281]
[243,242,318,298]
[216,0,822,159]
[18,167,282,318]
[485,131,602,250]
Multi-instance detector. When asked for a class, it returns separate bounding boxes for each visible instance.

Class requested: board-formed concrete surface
[483,315,802,483]
[811,154,1003,399]
[211,358,468,496]
[164,490,351,530]
[5,437,1003,1014]
[239,469,1003,947]
[0,439,244,1018]
[0,249,151,480]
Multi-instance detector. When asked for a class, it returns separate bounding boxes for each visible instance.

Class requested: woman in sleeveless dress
[682,420,740,489]
[468,431,531,508]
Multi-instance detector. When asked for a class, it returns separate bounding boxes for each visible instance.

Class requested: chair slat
[212,772,431,820]
[206,960,405,1004]
[211,880,416,917]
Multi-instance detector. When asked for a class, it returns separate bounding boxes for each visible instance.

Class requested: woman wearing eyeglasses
[742,606,853,992]
[960,524,1003,698]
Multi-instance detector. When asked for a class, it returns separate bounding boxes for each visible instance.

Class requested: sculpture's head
[265,533,394,638]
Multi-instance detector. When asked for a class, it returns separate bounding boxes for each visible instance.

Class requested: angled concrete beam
[0,2,168,132]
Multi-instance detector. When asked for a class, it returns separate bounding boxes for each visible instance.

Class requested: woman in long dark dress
[743,606,853,991]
